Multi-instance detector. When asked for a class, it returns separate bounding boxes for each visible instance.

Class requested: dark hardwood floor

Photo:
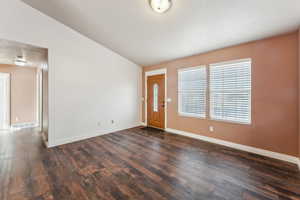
[1,127,300,200]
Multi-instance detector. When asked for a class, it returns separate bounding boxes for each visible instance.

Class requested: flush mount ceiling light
[14,56,27,66]
[149,0,172,14]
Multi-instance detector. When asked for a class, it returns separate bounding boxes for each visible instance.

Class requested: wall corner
[298,28,300,161]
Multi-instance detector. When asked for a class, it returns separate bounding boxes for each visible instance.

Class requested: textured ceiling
[21,0,300,66]
[0,39,47,68]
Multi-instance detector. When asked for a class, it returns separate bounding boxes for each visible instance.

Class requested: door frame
[145,68,167,129]
[0,72,10,129]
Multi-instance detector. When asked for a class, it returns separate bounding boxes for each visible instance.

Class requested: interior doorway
[0,39,49,145]
[0,72,10,130]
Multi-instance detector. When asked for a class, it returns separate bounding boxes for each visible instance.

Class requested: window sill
[178,112,206,119]
[177,113,251,125]
[209,117,251,125]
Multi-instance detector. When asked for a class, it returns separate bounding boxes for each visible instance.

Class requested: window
[209,59,251,124]
[153,83,159,112]
[178,66,207,118]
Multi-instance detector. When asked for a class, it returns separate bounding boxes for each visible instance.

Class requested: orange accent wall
[299,29,300,159]
[143,32,299,157]
[0,64,37,125]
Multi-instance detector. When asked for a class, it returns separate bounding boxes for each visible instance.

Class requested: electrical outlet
[97,122,101,127]
[209,126,214,132]
[16,117,19,122]
[111,120,114,124]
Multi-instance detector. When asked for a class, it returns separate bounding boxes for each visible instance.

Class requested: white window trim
[209,58,252,125]
[178,65,207,119]
[209,118,251,125]
[144,68,167,129]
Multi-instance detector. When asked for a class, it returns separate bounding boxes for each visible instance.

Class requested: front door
[147,74,165,129]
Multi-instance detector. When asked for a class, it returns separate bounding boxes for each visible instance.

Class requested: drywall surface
[0,64,37,125]
[299,28,300,160]
[0,0,141,146]
[143,32,299,156]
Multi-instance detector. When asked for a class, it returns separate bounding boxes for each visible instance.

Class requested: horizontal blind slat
[178,67,206,117]
[209,60,251,124]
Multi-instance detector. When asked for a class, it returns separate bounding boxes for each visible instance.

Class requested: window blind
[209,59,251,124]
[178,66,207,118]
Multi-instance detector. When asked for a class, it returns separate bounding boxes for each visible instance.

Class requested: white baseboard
[11,122,39,129]
[41,132,49,148]
[48,132,110,148]
[48,125,139,148]
[166,128,299,165]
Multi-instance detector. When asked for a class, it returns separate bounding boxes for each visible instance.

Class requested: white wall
[0,76,5,128]
[0,0,142,146]
[0,73,10,129]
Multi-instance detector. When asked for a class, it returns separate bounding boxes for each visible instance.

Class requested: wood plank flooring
[1,127,300,200]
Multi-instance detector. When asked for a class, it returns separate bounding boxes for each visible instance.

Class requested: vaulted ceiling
[21,0,300,66]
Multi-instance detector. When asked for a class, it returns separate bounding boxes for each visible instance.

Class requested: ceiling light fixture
[14,56,27,66]
[149,0,172,14]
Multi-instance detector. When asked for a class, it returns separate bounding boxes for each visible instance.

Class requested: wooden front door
[147,74,165,129]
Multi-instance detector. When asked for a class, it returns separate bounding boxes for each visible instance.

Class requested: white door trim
[145,68,167,129]
[0,72,10,129]
[36,69,43,130]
